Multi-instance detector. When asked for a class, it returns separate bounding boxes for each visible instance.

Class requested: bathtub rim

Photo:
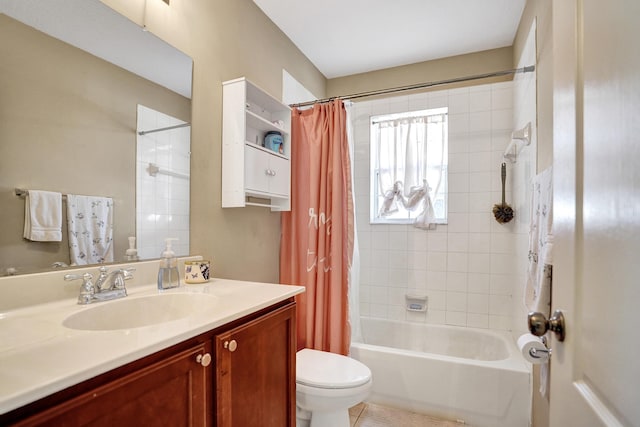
[350,317,531,374]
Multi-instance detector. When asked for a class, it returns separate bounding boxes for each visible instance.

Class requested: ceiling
[253,0,526,79]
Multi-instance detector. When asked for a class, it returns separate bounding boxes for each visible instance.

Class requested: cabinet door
[244,145,290,198]
[244,145,270,194]
[215,303,296,427]
[269,154,290,197]
[15,343,212,427]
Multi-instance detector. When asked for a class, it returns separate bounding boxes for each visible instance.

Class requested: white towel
[524,167,553,316]
[23,190,62,242]
[66,194,114,265]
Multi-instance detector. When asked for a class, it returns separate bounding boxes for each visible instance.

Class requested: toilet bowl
[296,348,372,427]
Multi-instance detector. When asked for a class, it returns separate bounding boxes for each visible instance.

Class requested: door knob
[528,310,566,342]
[224,339,238,352]
[196,353,212,367]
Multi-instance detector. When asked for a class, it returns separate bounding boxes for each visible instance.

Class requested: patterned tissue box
[184,260,210,283]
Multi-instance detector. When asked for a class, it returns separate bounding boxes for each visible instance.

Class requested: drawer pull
[224,339,238,352]
[196,353,212,367]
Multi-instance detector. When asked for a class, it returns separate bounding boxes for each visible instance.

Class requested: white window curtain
[374,113,446,229]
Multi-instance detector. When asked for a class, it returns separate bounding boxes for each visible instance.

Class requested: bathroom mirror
[0,0,193,275]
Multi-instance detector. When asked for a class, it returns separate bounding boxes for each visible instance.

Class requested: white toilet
[296,348,372,427]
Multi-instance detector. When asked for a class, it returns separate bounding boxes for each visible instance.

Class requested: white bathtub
[350,317,531,427]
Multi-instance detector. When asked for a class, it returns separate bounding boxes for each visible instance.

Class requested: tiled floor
[349,403,464,427]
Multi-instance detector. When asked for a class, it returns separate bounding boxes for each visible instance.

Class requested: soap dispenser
[125,236,139,261]
[158,238,180,290]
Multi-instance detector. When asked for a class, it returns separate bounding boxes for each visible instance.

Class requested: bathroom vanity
[0,273,303,426]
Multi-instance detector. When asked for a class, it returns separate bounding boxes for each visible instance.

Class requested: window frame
[369,107,449,226]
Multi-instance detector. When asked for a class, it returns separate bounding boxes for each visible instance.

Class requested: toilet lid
[296,348,371,389]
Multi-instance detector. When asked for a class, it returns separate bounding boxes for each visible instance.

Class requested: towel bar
[15,188,68,200]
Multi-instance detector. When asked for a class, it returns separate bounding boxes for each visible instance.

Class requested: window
[370,108,448,227]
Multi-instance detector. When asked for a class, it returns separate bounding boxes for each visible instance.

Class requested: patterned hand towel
[524,167,553,316]
[66,195,114,265]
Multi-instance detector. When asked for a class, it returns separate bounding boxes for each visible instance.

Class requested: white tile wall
[136,105,190,260]
[353,80,533,333]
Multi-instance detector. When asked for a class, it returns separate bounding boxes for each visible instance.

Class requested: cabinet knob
[224,339,238,352]
[196,353,212,367]
[264,169,276,177]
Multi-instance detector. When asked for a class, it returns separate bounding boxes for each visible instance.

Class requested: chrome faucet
[64,272,95,305]
[95,266,134,292]
[65,267,135,305]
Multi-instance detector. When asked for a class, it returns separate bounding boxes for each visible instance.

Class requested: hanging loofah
[493,163,514,224]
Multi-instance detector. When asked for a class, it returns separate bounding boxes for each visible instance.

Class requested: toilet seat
[296,348,371,389]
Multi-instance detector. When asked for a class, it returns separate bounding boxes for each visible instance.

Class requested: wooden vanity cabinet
[215,302,296,427]
[9,341,212,427]
[2,300,296,427]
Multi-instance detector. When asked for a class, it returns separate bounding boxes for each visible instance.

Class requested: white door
[551,1,640,426]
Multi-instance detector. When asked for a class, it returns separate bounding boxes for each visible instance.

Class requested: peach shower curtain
[280,100,354,356]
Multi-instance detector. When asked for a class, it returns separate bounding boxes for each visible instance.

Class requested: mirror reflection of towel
[23,190,62,242]
[66,194,114,265]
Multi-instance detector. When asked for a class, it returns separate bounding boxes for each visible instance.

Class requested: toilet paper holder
[517,333,551,364]
[528,343,551,360]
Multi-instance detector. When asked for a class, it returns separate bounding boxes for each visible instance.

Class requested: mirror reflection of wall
[0,1,192,276]
[136,105,190,260]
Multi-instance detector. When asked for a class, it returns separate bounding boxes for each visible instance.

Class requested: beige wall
[512,2,553,427]
[0,14,190,274]
[326,47,514,98]
[100,0,327,283]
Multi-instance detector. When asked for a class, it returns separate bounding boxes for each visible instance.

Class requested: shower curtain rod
[137,122,191,136]
[289,65,535,108]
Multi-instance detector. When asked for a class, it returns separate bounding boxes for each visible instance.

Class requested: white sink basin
[63,293,218,331]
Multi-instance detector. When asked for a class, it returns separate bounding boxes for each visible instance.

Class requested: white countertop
[0,278,304,414]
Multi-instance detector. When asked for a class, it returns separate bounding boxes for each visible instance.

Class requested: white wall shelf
[222,77,291,211]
